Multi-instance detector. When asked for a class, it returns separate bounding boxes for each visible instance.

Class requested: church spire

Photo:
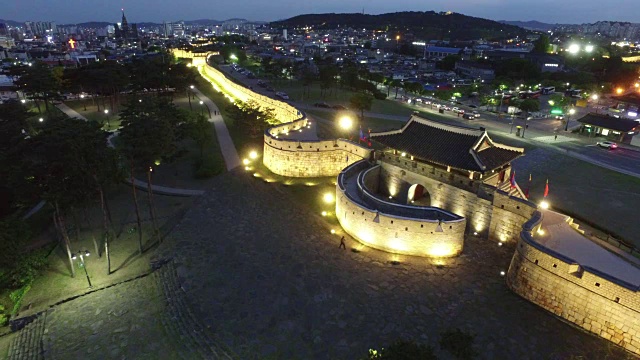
[121,8,128,27]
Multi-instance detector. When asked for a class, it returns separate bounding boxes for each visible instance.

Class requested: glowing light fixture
[323,193,335,203]
[242,159,250,165]
[338,116,353,130]
[249,151,258,159]
[567,44,580,54]
[539,200,549,209]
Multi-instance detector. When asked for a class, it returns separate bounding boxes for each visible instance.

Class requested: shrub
[364,340,437,360]
[194,153,224,178]
[439,328,477,359]
[373,91,387,100]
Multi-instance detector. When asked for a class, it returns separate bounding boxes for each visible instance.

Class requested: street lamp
[71,250,92,288]
[338,116,353,131]
[199,100,210,118]
[565,108,576,131]
[38,117,44,122]
[104,109,110,129]
[80,94,86,111]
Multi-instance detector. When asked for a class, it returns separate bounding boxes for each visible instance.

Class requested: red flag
[543,179,549,198]
[510,170,516,189]
[525,174,532,199]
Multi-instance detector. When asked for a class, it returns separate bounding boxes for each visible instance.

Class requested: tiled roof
[370,114,524,172]
[612,92,640,106]
[577,113,639,132]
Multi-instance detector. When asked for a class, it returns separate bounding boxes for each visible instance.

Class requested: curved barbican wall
[507,214,640,356]
[336,161,466,257]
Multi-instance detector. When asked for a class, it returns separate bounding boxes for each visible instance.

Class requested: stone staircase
[154,260,235,360]
[497,180,527,199]
[7,311,49,360]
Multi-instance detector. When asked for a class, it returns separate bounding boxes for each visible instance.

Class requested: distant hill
[271,11,528,41]
[499,20,557,31]
[75,21,111,28]
[0,19,23,27]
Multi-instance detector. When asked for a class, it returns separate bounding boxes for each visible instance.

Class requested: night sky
[4,0,638,24]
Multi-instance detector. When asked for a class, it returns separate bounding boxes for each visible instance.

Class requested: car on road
[332,104,348,110]
[463,113,475,120]
[276,92,289,100]
[597,141,618,149]
[472,111,481,118]
[313,102,331,108]
[555,115,565,120]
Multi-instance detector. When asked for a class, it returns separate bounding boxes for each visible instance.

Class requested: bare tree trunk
[146,169,159,243]
[98,185,111,275]
[55,202,75,278]
[130,164,144,254]
[82,207,100,258]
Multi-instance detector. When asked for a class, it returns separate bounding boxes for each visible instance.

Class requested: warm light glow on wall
[388,238,408,252]
[428,244,456,257]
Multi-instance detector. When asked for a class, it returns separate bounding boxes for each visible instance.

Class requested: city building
[424,46,462,60]
[114,10,139,42]
[576,113,640,145]
[454,60,495,81]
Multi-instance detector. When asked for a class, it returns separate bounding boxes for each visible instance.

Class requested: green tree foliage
[350,93,374,120]
[533,34,551,54]
[519,99,540,114]
[226,100,278,138]
[438,55,461,71]
[119,97,186,250]
[363,340,437,360]
[495,58,541,82]
[18,61,62,113]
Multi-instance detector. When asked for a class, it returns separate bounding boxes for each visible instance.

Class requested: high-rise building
[24,21,56,36]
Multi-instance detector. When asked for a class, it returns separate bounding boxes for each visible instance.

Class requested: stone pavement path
[7,262,235,360]
[192,87,241,171]
[158,170,636,360]
[55,103,87,121]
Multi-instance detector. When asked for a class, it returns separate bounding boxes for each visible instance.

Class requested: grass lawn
[513,148,640,245]
[10,184,194,318]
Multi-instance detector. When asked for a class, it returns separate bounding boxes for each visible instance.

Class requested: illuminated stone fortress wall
[508,212,640,356]
[175,50,640,354]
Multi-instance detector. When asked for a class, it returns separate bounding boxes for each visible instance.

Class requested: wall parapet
[508,210,640,356]
[357,165,464,222]
[336,160,466,258]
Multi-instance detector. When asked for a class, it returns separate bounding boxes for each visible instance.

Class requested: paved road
[191,87,241,171]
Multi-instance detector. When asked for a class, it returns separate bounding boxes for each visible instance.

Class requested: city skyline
[3,0,640,25]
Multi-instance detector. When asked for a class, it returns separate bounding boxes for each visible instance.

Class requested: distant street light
[104,109,110,129]
[591,94,598,100]
[38,117,43,122]
[199,100,210,118]
[71,250,92,288]
[565,108,576,131]
[80,94,87,110]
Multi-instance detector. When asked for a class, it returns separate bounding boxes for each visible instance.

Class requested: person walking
[339,236,346,250]
[554,134,558,141]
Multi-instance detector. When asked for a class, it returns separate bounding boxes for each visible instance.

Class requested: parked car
[597,141,618,149]
[276,92,289,100]
[332,104,348,110]
[314,102,331,108]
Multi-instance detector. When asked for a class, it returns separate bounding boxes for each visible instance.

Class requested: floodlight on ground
[331,229,336,234]
[323,193,334,204]
[617,88,623,94]
[190,85,194,89]
[39,118,43,122]
[242,159,249,165]
[249,151,258,159]
[199,101,204,105]
[540,200,550,209]
[104,109,109,114]
[21,99,26,103]
[591,94,598,100]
